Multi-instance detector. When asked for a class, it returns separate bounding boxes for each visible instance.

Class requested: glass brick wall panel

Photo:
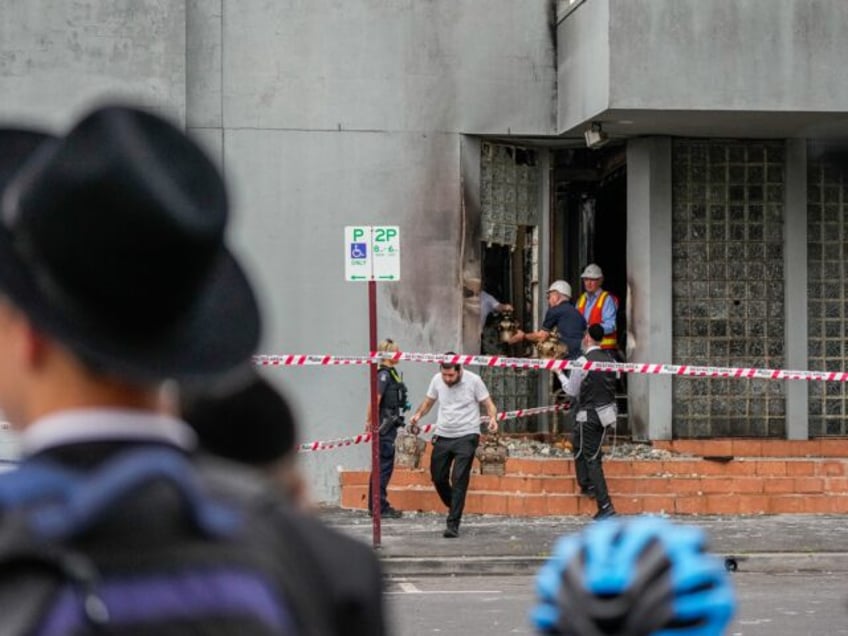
[671,141,786,437]
[480,143,540,247]
[807,153,848,436]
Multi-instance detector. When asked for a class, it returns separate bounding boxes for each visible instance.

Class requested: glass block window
[671,141,786,437]
[807,153,848,436]
[480,143,540,247]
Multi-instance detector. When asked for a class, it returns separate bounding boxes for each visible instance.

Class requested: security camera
[584,122,608,149]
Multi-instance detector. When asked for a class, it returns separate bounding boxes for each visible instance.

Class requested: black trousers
[572,410,611,509]
[368,425,397,513]
[429,433,480,528]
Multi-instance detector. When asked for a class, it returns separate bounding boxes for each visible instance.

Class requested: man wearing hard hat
[576,264,619,352]
[512,280,585,360]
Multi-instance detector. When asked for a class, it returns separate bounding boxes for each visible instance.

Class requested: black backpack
[0,447,336,635]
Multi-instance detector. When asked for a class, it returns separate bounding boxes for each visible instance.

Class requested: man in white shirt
[409,356,498,538]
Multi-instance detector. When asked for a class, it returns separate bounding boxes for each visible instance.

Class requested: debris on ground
[503,437,689,460]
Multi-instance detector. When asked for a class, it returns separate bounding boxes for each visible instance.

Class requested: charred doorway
[552,145,629,432]
[477,143,542,432]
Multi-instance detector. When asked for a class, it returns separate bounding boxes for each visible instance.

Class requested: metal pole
[368,279,381,547]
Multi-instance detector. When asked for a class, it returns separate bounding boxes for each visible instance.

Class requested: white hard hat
[580,263,604,279]
[547,280,572,298]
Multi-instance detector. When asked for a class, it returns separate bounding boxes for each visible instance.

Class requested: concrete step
[339,438,848,516]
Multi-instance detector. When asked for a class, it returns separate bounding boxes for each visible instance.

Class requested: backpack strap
[29,448,240,542]
[0,460,78,507]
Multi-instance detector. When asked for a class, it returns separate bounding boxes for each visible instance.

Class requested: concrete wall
[609,0,848,112]
[558,0,848,134]
[626,138,672,441]
[188,0,557,501]
[556,0,610,133]
[0,0,556,500]
[0,0,185,129]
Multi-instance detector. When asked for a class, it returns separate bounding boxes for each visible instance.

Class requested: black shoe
[593,504,617,521]
[383,507,403,519]
[442,525,459,538]
[579,487,596,499]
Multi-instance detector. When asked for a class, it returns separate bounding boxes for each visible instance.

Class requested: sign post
[344,226,400,548]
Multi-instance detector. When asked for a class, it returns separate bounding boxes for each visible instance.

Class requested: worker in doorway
[576,264,619,353]
[511,280,585,360]
[480,289,513,330]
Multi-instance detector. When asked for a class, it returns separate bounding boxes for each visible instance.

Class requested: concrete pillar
[626,137,673,440]
[784,139,808,439]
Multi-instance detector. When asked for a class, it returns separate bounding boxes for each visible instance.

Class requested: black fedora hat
[0,105,261,381]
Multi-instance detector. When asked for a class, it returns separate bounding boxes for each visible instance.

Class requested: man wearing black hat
[0,106,384,635]
[559,324,618,520]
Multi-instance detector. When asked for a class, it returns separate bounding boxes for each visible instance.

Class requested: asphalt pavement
[317,506,848,576]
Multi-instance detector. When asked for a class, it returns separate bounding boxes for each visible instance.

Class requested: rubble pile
[503,437,687,460]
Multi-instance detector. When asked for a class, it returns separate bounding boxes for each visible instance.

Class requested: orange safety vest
[576,290,619,350]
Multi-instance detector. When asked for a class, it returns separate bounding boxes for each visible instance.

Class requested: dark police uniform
[369,364,407,514]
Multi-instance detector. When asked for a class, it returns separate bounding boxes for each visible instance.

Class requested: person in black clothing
[179,373,387,636]
[0,106,386,635]
[365,338,409,518]
[512,280,586,360]
[559,323,618,520]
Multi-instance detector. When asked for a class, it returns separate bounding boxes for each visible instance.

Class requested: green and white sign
[344,225,401,281]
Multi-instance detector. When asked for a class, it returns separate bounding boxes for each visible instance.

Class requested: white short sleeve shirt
[426,369,490,438]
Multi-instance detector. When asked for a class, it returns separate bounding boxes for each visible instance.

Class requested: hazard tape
[255,351,847,383]
[296,403,570,452]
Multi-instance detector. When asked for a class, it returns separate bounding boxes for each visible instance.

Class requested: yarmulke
[587,323,605,343]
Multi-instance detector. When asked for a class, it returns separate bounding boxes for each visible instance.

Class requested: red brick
[638,496,677,515]
[820,439,848,457]
[546,496,580,516]
[723,460,758,476]
[731,440,763,457]
[391,471,430,487]
[736,495,770,514]
[762,440,807,457]
[794,477,825,494]
[698,477,734,494]
[340,487,368,509]
[818,461,847,477]
[674,496,705,515]
[577,497,597,515]
[506,495,527,516]
[786,461,816,476]
[523,496,549,517]
[802,497,835,513]
[662,460,702,475]
[831,496,848,513]
[612,497,644,516]
[755,461,787,476]
[697,440,733,456]
[705,495,740,514]
[668,478,704,494]
[630,462,665,476]
[769,496,805,514]
[762,477,796,494]
[826,477,848,491]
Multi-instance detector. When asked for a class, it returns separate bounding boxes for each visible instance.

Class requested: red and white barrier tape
[296,403,569,452]
[256,351,846,383]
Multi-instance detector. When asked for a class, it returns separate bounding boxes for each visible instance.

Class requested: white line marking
[398,582,420,593]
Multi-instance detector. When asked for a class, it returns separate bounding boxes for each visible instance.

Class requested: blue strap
[23,449,240,541]
[0,461,78,507]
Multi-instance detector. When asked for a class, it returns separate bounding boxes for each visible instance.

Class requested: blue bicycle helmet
[532,516,736,636]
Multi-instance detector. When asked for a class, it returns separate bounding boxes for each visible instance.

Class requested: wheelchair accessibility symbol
[350,243,367,259]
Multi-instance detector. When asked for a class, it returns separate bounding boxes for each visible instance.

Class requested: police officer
[559,324,618,520]
[366,338,409,518]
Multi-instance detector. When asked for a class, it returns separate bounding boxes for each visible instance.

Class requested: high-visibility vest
[576,290,619,350]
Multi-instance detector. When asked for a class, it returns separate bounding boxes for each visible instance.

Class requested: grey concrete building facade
[2,0,848,501]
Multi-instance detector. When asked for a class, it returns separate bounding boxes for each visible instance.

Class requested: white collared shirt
[20,408,197,458]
